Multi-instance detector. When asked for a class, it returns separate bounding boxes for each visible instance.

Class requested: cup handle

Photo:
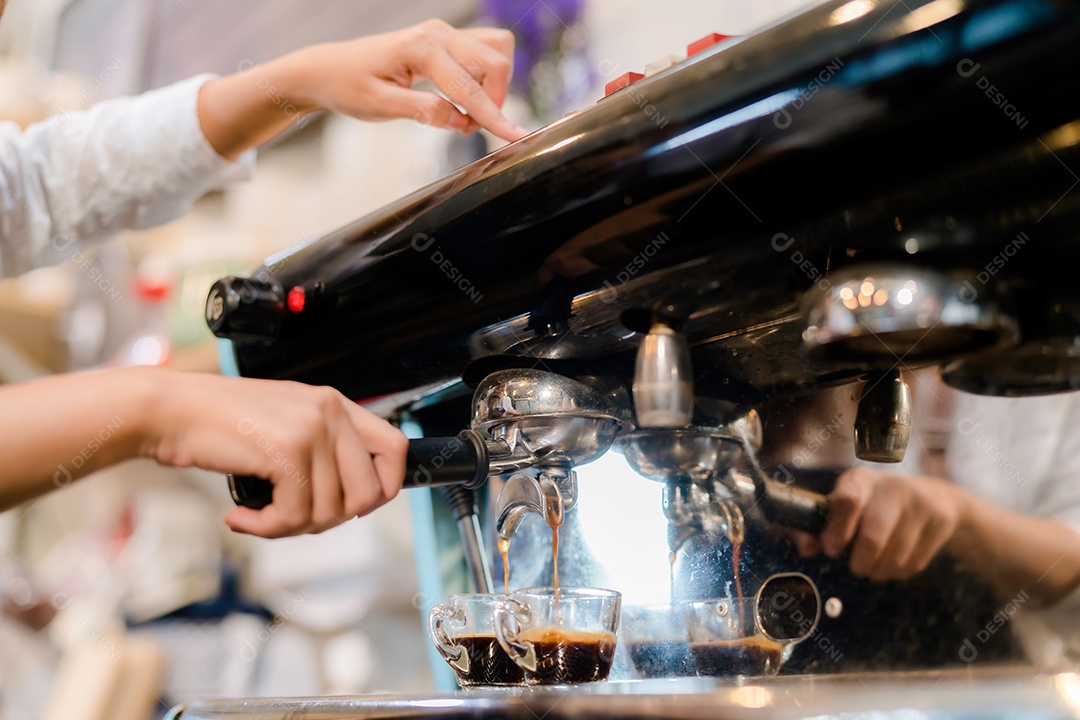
[428,604,469,673]
[494,598,537,673]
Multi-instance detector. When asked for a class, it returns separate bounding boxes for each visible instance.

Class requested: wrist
[261,44,330,116]
[113,367,170,463]
[943,478,979,550]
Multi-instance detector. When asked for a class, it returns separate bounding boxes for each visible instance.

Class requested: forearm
[948,490,1080,607]
[0,369,156,510]
[197,47,323,160]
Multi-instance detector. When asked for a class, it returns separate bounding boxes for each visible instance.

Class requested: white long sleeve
[0,73,254,277]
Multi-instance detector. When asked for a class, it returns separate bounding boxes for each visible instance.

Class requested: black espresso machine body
[206,0,1080,691]
[210,0,1080,402]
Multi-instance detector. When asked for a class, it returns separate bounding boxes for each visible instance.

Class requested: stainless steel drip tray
[170,667,1080,719]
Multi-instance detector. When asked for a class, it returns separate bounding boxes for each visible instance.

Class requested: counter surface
[169,666,1080,719]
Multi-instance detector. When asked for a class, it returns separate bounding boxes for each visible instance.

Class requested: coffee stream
[721,497,745,606]
[540,476,564,603]
[498,536,511,596]
[494,471,758,681]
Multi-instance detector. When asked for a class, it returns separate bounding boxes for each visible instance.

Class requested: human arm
[792,467,1080,607]
[0,75,252,277]
[197,20,528,160]
[0,20,524,277]
[0,367,407,538]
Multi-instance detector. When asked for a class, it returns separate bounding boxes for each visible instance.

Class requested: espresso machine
[177,0,1080,715]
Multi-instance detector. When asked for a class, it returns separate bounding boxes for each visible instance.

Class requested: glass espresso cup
[428,593,525,688]
[494,587,621,685]
[622,603,695,679]
[683,598,789,677]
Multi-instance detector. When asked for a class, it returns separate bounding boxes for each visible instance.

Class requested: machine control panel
[602,32,735,97]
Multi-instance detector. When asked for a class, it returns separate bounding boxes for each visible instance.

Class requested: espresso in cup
[518,627,617,684]
[683,598,789,677]
[622,604,695,679]
[429,594,524,688]
[495,586,621,686]
[689,635,785,676]
[451,634,525,686]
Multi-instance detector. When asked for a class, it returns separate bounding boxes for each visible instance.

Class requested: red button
[687,33,732,56]
[604,72,645,96]
[286,286,306,313]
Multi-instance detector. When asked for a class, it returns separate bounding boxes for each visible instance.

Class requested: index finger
[422,45,527,141]
[462,27,515,56]
[345,402,408,501]
[819,469,871,558]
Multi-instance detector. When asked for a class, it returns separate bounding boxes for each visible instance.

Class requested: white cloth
[901,370,1080,668]
[0,73,254,277]
[943,389,1080,669]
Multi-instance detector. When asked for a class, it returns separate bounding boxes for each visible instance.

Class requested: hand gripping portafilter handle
[227,430,489,510]
[760,477,830,535]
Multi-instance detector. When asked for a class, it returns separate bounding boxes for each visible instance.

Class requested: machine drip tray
[169,666,1080,719]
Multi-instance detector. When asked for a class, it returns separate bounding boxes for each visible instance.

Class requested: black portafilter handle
[227,430,489,510]
[755,467,836,535]
[760,479,830,535]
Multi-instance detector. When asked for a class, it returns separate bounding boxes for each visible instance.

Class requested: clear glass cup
[683,597,790,677]
[494,586,621,686]
[428,593,525,688]
[621,603,695,679]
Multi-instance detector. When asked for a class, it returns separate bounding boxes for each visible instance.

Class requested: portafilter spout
[617,400,829,536]
[496,468,577,540]
[481,369,633,541]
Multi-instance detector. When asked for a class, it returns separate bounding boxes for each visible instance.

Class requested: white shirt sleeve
[0,73,254,277]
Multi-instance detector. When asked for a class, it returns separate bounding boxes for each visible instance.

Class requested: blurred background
[0,0,820,718]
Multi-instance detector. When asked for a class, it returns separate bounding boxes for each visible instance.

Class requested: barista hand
[0,368,408,539]
[198,20,529,160]
[791,467,967,581]
[155,372,409,538]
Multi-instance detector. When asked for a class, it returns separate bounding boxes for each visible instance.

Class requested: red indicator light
[604,72,645,96]
[687,33,731,56]
[287,286,306,313]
